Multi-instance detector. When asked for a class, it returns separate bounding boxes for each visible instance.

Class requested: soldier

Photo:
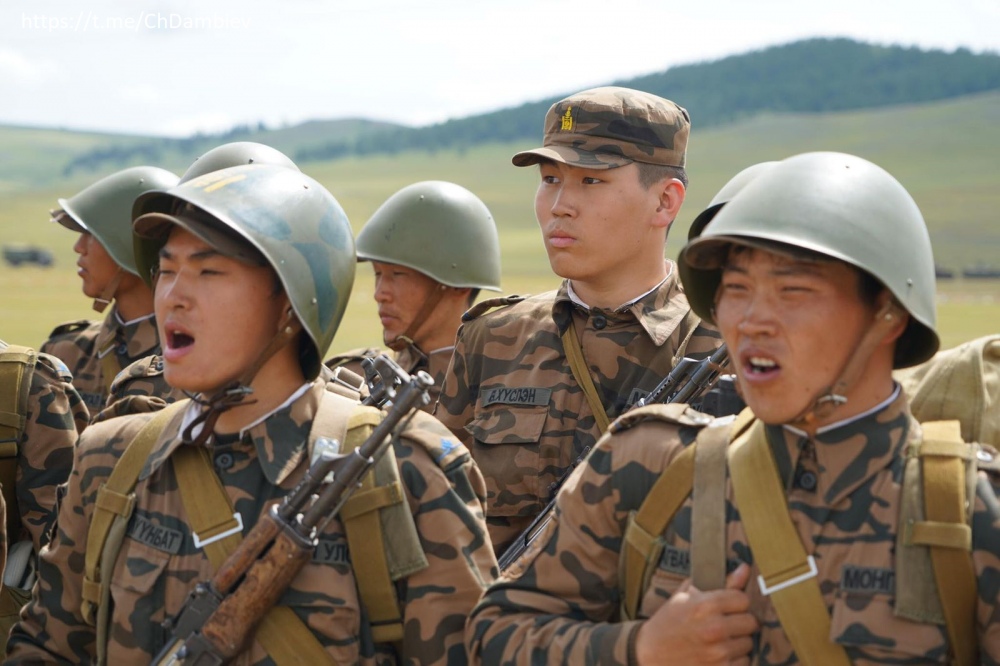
[435,86,722,553]
[0,342,87,651]
[94,141,302,421]
[41,166,179,414]
[7,164,496,664]
[466,152,1000,664]
[327,181,502,411]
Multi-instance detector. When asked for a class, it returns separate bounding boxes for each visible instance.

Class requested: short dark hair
[636,162,688,189]
[467,288,480,308]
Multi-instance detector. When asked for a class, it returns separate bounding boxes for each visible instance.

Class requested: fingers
[725,562,751,590]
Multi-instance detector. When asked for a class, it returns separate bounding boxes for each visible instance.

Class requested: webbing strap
[340,408,406,644]
[919,420,978,666]
[173,439,334,665]
[690,422,730,591]
[82,401,187,621]
[561,324,611,433]
[728,420,851,666]
[98,341,122,394]
[0,344,35,542]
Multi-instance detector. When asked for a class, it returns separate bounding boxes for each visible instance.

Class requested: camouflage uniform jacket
[466,389,1000,664]
[327,344,454,413]
[91,354,186,422]
[8,379,497,665]
[434,265,721,552]
[40,308,160,416]
[1,345,88,552]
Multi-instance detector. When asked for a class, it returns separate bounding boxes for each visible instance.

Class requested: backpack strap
[0,343,36,542]
[618,406,753,620]
[728,418,852,666]
[910,420,977,666]
[561,324,611,433]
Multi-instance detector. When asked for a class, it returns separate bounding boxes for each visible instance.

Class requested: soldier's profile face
[154,227,291,394]
[371,260,441,347]
[72,231,121,298]
[534,161,663,284]
[713,247,877,427]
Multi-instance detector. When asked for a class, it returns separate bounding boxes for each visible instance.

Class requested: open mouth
[745,355,780,375]
[167,328,195,350]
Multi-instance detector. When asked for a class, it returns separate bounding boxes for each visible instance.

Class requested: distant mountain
[2,37,998,187]
[297,37,1000,162]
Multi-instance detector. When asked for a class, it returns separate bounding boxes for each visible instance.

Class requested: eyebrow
[722,261,827,277]
[159,247,225,262]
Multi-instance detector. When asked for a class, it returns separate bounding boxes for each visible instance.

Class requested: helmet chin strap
[788,299,903,430]
[92,268,123,313]
[182,308,301,446]
[386,283,448,353]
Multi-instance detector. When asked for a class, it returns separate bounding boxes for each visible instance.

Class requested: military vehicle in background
[963,264,1000,279]
[2,244,53,268]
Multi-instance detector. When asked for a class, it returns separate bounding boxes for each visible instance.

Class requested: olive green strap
[173,443,335,666]
[728,420,851,666]
[561,324,611,433]
[915,421,977,666]
[690,421,730,591]
[98,342,123,394]
[0,344,35,542]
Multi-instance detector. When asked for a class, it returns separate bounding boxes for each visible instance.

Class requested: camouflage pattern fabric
[92,354,185,422]
[465,390,1000,664]
[9,349,88,551]
[435,268,721,554]
[40,307,160,416]
[511,86,690,170]
[327,344,454,413]
[7,378,497,665]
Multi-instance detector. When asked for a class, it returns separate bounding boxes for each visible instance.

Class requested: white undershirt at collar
[567,271,670,313]
[115,311,155,327]
[180,381,314,442]
[784,383,902,438]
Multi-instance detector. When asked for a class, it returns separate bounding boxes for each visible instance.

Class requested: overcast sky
[2,0,998,137]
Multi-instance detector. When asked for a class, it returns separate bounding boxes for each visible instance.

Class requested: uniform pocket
[467,406,548,518]
[830,592,948,663]
[107,539,171,658]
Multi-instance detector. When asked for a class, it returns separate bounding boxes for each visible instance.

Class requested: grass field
[1,95,998,358]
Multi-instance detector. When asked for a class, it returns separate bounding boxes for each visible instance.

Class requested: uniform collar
[140,380,322,486]
[552,260,694,346]
[96,306,160,358]
[765,385,911,507]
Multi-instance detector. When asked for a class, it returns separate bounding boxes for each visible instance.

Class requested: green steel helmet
[687,162,779,240]
[679,151,938,368]
[54,166,179,275]
[132,164,355,379]
[355,181,502,291]
[179,141,299,184]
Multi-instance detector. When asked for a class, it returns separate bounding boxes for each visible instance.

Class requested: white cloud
[0,48,56,84]
[162,112,240,137]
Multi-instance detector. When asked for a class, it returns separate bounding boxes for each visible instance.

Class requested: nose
[73,232,88,255]
[155,269,192,312]
[735,295,778,337]
[373,274,391,304]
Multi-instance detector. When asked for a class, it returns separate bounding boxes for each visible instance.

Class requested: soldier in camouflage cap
[466,152,1000,664]
[9,164,497,664]
[435,86,721,554]
[328,181,502,412]
[0,341,88,654]
[42,166,179,414]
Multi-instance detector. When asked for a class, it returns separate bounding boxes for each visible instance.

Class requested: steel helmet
[356,181,502,291]
[687,162,779,240]
[132,164,355,379]
[179,141,299,184]
[55,166,179,275]
[679,151,938,368]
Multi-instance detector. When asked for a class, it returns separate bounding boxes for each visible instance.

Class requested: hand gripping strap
[728,420,851,666]
[917,420,978,666]
[561,324,611,433]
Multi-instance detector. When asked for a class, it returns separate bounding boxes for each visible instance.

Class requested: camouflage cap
[512,86,690,170]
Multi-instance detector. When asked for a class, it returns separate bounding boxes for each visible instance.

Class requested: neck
[569,262,667,310]
[213,349,306,434]
[113,278,155,322]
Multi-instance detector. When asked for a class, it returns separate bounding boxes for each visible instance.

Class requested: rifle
[153,367,434,665]
[496,344,730,571]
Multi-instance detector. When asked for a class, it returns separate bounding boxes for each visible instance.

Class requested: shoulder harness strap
[561,324,611,433]
[0,343,36,542]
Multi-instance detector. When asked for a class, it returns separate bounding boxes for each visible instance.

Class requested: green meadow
[2,92,999,357]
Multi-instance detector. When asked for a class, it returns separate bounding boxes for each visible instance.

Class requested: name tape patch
[313,538,351,566]
[127,513,184,554]
[840,565,895,595]
[480,386,551,408]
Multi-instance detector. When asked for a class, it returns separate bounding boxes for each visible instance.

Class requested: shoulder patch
[609,403,715,434]
[49,319,94,338]
[403,412,471,472]
[462,294,528,322]
[35,351,73,382]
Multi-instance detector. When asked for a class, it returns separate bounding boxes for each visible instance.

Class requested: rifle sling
[728,419,851,666]
[561,324,611,433]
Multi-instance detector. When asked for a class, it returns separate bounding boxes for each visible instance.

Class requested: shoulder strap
[728,418,852,666]
[0,344,36,541]
[910,420,977,666]
[619,408,753,620]
[561,324,611,433]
